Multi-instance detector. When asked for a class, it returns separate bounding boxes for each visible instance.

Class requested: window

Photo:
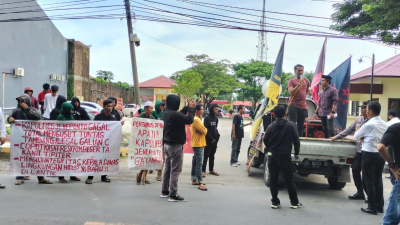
[388,98,400,117]
[351,101,360,116]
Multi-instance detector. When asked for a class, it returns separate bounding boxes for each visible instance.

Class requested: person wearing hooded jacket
[160,95,196,202]
[263,105,302,209]
[8,94,52,185]
[152,100,164,120]
[50,95,67,120]
[71,97,90,121]
[56,102,81,183]
[202,104,220,177]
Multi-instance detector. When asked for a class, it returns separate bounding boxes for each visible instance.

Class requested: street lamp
[358,54,375,101]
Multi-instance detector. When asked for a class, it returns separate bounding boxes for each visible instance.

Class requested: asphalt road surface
[0,117,392,225]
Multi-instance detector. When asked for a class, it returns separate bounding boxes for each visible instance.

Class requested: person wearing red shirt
[37,83,51,115]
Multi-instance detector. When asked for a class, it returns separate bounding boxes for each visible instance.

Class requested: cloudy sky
[35,0,400,85]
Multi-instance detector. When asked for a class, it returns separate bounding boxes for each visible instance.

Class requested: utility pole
[370,53,375,101]
[124,0,141,105]
[256,0,267,62]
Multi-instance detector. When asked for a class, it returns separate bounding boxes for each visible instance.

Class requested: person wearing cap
[331,100,369,200]
[287,64,312,137]
[152,100,164,120]
[313,75,338,138]
[85,99,124,184]
[354,101,388,215]
[43,85,59,120]
[136,101,155,184]
[8,94,52,185]
[38,83,51,114]
[24,87,39,109]
[0,108,7,188]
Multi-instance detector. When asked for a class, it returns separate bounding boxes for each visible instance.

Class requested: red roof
[138,75,177,88]
[211,100,229,104]
[351,54,400,81]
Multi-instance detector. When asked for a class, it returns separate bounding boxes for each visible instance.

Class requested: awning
[233,101,252,106]
[211,100,229,105]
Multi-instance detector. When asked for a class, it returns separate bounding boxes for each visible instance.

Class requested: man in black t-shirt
[230,105,251,167]
[377,123,400,223]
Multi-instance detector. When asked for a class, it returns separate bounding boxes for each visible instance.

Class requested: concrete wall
[0,0,67,114]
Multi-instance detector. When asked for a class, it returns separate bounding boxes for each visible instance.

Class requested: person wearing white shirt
[354,101,388,215]
[0,108,6,188]
[43,85,59,119]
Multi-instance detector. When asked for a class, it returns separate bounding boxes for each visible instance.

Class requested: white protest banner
[128,118,164,170]
[10,120,122,176]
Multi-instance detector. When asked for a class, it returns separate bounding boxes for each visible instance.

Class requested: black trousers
[203,142,217,172]
[268,155,299,205]
[320,116,335,138]
[287,105,307,137]
[352,152,366,195]
[362,151,385,211]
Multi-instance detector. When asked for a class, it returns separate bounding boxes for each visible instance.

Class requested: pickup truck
[249,97,357,189]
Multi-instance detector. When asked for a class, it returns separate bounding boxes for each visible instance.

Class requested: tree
[96,70,114,82]
[233,60,274,107]
[172,69,203,99]
[331,0,400,45]
[173,54,239,109]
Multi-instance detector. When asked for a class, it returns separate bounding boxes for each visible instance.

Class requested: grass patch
[0,152,9,160]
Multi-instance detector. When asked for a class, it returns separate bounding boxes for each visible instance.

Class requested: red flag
[311,38,327,104]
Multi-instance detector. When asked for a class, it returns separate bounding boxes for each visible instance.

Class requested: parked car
[80,101,103,112]
[217,108,225,118]
[122,104,137,117]
[67,102,98,120]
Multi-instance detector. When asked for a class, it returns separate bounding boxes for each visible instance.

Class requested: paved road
[0,118,391,225]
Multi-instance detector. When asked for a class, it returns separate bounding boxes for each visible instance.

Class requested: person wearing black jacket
[161,95,196,202]
[202,104,220,177]
[50,95,67,120]
[8,94,52,185]
[263,105,302,209]
[70,97,90,120]
[107,96,121,121]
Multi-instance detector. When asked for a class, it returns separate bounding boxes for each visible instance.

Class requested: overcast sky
[37,0,400,84]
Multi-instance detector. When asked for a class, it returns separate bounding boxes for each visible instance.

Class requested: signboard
[128,118,164,170]
[10,121,122,176]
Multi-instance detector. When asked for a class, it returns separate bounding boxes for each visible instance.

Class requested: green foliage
[94,76,107,84]
[233,60,273,107]
[331,0,400,45]
[222,104,232,111]
[96,70,114,82]
[114,81,132,91]
[67,75,74,100]
[172,69,203,99]
[183,54,239,109]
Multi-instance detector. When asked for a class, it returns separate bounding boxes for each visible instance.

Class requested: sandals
[70,177,81,181]
[202,172,206,178]
[15,180,24,185]
[144,180,151,184]
[0,185,5,188]
[85,179,92,184]
[23,176,30,180]
[59,178,68,183]
[38,179,52,184]
[198,184,208,191]
[209,171,220,176]
[101,177,111,183]
[136,174,141,185]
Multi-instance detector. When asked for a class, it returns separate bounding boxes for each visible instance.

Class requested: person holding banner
[56,102,81,183]
[263,105,302,209]
[8,94,52,185]
[191,104,208,191]
[106,96,122,122]
[86,99,123,184]
[161,95,196,202]
[71,97,90,121]
[136,101,155,185]
[0,108,7,188]
[287,64,312,137]
[313,75,338,138]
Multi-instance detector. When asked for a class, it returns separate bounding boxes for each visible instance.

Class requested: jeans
[191,147,204,183]
[352,152,366,195]
[162,143,184,197]
[382,180,400,225]
[362,151,385,211]
[268,155,299,205]
[287,105,307,137]
[203,142,217,172]
[320,116,334,138]
[230,137,242,165]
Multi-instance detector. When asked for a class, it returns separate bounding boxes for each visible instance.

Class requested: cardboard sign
[128,118,164,170]
[10,120,122,176]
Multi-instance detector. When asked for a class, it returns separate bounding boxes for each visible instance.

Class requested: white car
[80,101,103,112]
[122,104,137,117]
